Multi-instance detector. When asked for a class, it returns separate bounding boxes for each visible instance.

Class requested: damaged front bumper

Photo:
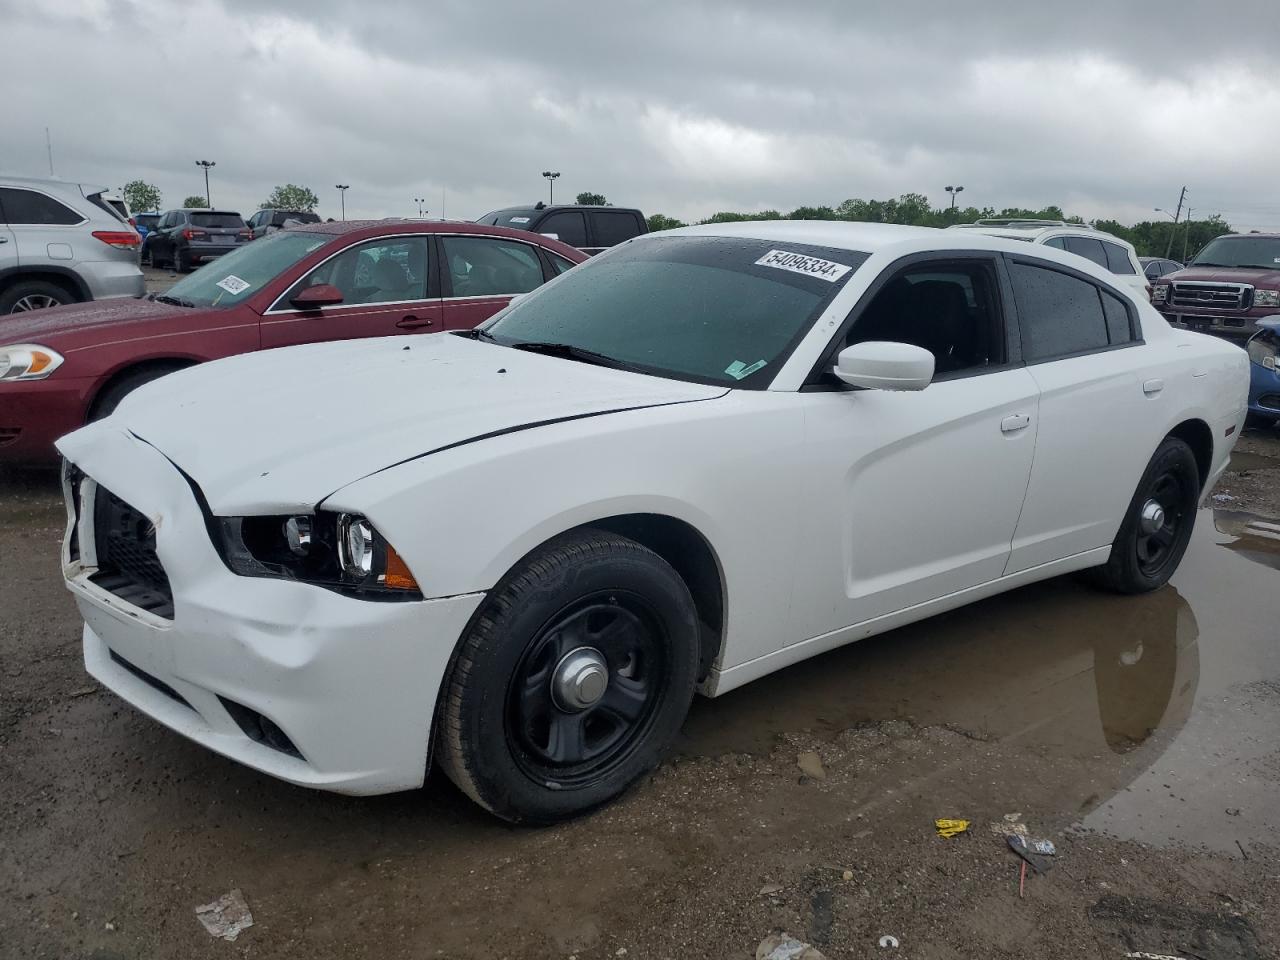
[57,424,483,796]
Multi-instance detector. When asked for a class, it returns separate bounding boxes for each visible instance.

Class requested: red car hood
[1166,266,1280,285]
[0,297,190,347]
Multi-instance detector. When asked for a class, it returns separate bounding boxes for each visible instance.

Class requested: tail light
[182,228,207,240]
[91,230,141,249]
[239,229,252,240]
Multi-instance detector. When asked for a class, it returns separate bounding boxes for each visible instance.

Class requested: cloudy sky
[4,0,1280,230]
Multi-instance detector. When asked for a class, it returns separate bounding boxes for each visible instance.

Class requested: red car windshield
[163,232,331,308]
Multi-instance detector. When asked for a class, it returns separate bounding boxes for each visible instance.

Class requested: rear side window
[0,187,84,225]
[1009,261,1114,361]
[589,211,642,247]
[549,253,577,275]
[1101,289,1134,344]
[442,236,544,297]
[191,212,246,228]
[1102,241,1136,274]
[1044,237,1068,250]
[537,210,587,248]
[1063,235,1108,268]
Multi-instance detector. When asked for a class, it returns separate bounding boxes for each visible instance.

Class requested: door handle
[1143,378,1164,395]
[0,237,8,243]
[1000,413,1031,433]
[396,315,434,329]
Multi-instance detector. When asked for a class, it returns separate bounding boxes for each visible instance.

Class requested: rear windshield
[191,212,246,228]
[163,231,331,308]
[273,211,321,226]
[136,213,160,227]
[1190,236,1280,270]
[485,236,867,387]
[86,192,128,224]
[485,210,538,229]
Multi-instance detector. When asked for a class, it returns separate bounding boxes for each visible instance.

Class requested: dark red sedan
[0,220,586,463]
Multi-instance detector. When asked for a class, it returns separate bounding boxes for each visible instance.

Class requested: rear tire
[173,247,189,273]
[437,530,700,824]
[1090,437,1200,594]
[0,279,77,314]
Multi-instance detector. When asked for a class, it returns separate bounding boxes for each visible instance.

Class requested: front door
[791,256,1040,641]
[260,234,442,349]
[438,234,550,330]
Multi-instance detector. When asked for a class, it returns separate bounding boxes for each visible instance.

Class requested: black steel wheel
[1091,437,1200,594]
[438,530,700,823]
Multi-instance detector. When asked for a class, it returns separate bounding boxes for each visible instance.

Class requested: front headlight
[1247,328,1278,370]
[0,344,65,381]
[1252,289,1280,307]
[1152,283,1170,305]
[216,511,421,599]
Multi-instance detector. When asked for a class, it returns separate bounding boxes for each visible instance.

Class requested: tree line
[122,181,321,215]
[643,193,1233,260]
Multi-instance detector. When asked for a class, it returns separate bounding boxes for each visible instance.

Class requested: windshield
[164,231,331,308]
[484,236,867,387]
[1191,236,1280,269]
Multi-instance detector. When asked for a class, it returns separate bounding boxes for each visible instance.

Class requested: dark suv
[144,209,251,271]
[477,204,647,255]
[247,208,322,239]
[1154,233,1280,340]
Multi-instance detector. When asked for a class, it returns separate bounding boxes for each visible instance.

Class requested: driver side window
[287,236,429,307]
[844,260,1006,378]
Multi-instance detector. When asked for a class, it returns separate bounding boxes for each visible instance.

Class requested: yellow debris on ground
[934,818,970,838]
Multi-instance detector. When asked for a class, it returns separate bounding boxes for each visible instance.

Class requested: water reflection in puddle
[680,509,1279,853]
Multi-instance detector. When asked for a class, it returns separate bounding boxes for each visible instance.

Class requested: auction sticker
[755,249,852,282]
[215,275,251,295]
[509,217,531,225]
[725,359,767,380]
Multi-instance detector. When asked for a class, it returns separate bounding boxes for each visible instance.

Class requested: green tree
[575,191,608,205]
[122,180,161,213]
[182,195,209,208]
[262,184,320,212]
[647,213,686,232]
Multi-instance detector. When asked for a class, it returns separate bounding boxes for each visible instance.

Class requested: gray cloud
[3,0,1278,229]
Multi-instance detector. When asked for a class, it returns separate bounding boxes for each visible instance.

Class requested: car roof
[485,204,645,216]
[952,222,1136,250]
[285,218,590,260]
[1221,232,1280,239]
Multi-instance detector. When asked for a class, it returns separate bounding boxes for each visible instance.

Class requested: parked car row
[47,220,1248,823]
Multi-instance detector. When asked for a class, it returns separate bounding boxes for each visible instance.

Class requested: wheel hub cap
[551,647,609,711]
[1139,498,1166,535]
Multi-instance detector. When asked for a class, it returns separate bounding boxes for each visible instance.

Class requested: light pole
[541,170,560,204]
[414,197,427,218]
[945,184,964,211]
[335,184,349,221]
[195,160,216,206]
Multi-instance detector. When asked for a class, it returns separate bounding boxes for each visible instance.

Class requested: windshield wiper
[503,340,638,371]
[152,294,196,308]
[456,327,498,342]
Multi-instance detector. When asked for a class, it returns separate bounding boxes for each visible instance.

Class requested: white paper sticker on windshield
[725,359,767,380]
[755,249,852,282]
[509,217,531,225]
[215,275,250,295]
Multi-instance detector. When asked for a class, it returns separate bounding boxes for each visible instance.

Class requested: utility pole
[1182,207,1194,263]
[195,160,216,206]
[1164,186,1186,258]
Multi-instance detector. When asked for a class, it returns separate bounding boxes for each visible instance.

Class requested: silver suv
[0,176,145,314]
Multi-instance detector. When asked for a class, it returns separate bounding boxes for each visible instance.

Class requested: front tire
[1091,437,1200,594]
[438,530,700,824]
[0,280,76,314]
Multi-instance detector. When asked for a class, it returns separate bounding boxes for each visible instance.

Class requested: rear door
[534,210,588,251]
[261,234,442,348]
[439,234,549,330]
[0,186,86,271]
[1003,255,1159,573]
[584,209,643,255]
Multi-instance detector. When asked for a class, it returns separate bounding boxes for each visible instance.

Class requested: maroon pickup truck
[1153,233,1280,340]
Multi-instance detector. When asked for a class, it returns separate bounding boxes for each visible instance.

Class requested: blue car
[133,211,161,243]
[1246,317,1280,424]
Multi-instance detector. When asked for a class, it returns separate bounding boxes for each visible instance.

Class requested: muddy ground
[1,420,1277,959]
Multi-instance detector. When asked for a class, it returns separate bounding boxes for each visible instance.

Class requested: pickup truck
[1154,233,1280,340]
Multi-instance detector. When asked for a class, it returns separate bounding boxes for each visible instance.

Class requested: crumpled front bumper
[58,424,483,795]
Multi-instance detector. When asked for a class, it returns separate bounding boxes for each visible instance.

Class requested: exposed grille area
[1170,282,1250,310]
[90,486,175,619]
[109,649,192,709]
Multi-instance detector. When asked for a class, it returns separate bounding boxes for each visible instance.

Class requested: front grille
[89,486,175,619]
[109,649,192,709]
[1170,282,1250,310]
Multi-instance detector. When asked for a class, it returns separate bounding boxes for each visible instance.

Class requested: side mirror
[290,283,344,310]
[834,341,935,391]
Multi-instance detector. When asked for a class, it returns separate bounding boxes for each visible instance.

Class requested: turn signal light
[383,544,419,591]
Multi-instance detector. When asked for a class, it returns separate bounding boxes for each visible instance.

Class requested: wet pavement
[1,439,1277,958]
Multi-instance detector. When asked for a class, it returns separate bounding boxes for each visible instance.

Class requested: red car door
[438,234,550,330]
[260,234,442,348]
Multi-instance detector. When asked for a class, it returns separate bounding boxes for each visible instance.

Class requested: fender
[0,264,92,300]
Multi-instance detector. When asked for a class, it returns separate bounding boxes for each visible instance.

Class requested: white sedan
[57,221,1248,822]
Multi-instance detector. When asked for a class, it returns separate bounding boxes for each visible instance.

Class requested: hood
[1165,266,1280,286]
[0,297,186,346]
[60,333,726,514]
